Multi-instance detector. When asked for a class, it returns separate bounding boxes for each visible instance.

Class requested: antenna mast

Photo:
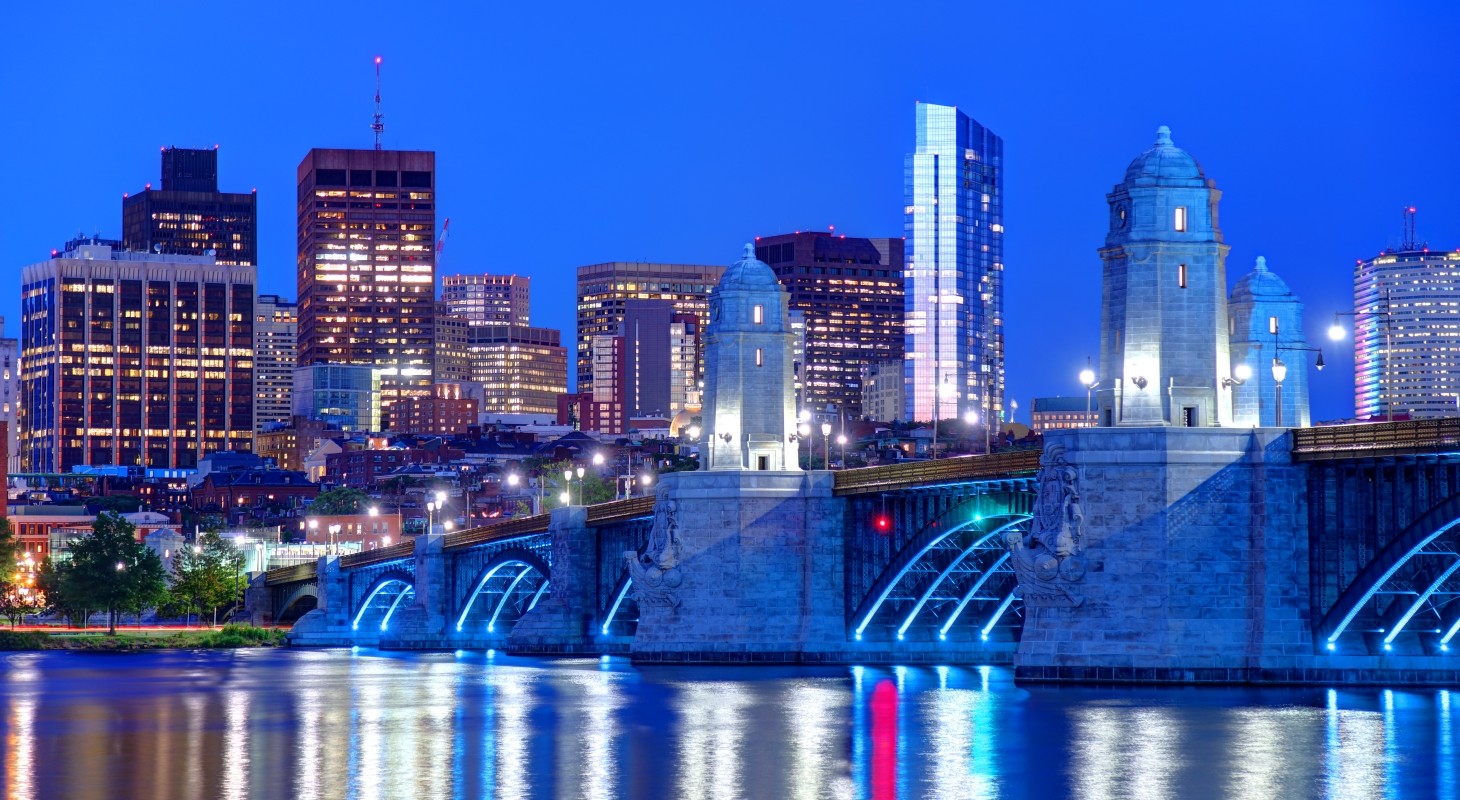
[1400,205,1422,251]
[372,56,385,150]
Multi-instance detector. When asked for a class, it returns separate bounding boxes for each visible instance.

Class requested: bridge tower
[699,243,800,471]
[1097,126,1233,427]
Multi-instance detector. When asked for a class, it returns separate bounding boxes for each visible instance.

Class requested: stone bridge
[250,419,1460,682]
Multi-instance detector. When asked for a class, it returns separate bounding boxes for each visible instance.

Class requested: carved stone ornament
[625,496,683,608]
[1006,444,1087,607]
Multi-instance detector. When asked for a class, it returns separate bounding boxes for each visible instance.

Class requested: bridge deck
[1292,418,1460,462]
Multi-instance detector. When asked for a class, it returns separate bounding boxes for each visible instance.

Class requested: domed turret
[1123,126,1208,187]
[719,243,779,290]
[1230,256,1294,302]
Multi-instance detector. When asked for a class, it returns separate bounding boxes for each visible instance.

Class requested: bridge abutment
[631,470,847,662]
[1016,427,1314,682]
[379,534,450,649]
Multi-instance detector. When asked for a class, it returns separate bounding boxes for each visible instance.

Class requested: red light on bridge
[873,514,892,534]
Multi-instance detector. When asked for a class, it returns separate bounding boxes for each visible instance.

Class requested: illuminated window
[1178,264,1187,289]
[1174,207,1188,232]
[755,348,763,367]
[1269,316,1279,335]
[753,304,764,324]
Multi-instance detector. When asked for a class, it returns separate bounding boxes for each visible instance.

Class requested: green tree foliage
[164,533,246,625]
[60,512,169,634]
[539,461,616,508]
[0,519,45,626]
[88,494,141,514]
[308,487,368,516]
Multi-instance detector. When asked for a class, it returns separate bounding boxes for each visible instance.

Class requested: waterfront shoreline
[0,625,287,651]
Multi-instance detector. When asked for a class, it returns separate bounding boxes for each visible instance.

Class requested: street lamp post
[1330,290,1394,422]
[820,422,831,469]
[1222,363,1253,425]
[1271,357,1288,427]
[1080,359,1099,427]
[563,469,574,506]
[576,466,585,504]
[836,434,847,469]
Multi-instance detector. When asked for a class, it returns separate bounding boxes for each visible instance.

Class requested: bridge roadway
[250,421,1460,682]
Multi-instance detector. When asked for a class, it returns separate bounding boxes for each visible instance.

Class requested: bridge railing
[263,562,318,587]
[586,496,656,525]
[339,541,416,570]
[1292,418,1460,461]
[832,449,1043,496]
[443,513,553,550]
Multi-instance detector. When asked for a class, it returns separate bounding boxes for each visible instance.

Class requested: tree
[539,460,616,508]
[64,512,169,634]
[308,487,368,516]
[165,533,247,626]
[0,519,44,627]
[88,494,141,515]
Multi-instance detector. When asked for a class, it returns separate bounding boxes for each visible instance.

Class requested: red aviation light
[873,514,892,534]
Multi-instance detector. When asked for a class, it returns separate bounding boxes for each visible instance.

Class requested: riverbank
[0,625,286,651]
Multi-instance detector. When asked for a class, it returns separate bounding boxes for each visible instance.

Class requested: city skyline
[3,3,1458,424]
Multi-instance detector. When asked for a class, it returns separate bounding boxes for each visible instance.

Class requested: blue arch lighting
[1383,558,1460,645]
[457,560,530,633]
[351,577,413,632]
[938,552,1011,637]
[897,519,1027,638]
[485,567,536,634]
[600,577,633,635]
[1324,516,1460,646]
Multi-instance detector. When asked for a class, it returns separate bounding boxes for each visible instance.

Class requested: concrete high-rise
[295,149,436,420]
[1349,234,1460,419]
[1096,126,1231,427]
[20,239,255,472]
[122,146,257,266]
[903,102,1004,425]
[467,325,568,417]
[575,262,724,392]
[755,232,903,419]
[434,305,473,385]
[442,274,530,326]
[253,295,298,432]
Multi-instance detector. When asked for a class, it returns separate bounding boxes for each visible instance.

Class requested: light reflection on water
[0,650,1457,799]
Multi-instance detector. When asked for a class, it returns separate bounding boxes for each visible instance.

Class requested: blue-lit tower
[1228,256,1312,427]
[902,102,1004,426]
[1096,126,1231,427]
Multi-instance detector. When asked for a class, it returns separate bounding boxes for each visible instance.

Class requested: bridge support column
[509,507,599,655]
[380,534,450,649]
[632,470,845,662]
[285,556,355,646]
[243,574,273,627]
[1016,427,1313,683]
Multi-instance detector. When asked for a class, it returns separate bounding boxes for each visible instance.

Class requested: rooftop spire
[1155,125,1173,146]
[743,242,755,259]
[1255,255,1268,272]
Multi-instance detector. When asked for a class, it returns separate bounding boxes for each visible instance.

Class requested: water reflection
[0,651,1457,799]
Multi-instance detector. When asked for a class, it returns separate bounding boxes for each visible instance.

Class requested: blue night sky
[3,1,1457,423]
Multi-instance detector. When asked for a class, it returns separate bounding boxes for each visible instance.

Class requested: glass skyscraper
[903,102,1004,424]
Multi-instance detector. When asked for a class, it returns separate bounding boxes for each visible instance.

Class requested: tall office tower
[586,301,704,435]
[442,273,530,326]
[296,149,436,420]
[0,319,17,472]
[19,239,255,472]
[292,363,381,431]
[903,102,1004,424]
[253,295,298,432]
[467,325,568,416]
[1095,126,1231,428]
[434,305,473,384]
[122,146,257,266]
[1350,215,1460,419]
[590,333,627,435]
[756,232,904,419]
[1228,257,1312,427]
[575,262,724,392]
[668,312,702,414]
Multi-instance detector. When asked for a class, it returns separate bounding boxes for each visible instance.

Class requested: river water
[0,648,1454,799]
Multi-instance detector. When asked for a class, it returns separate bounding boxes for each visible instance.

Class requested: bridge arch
[1317,492,1460,655]
[455,548,551,636]
[850,491,1033,643]
[599,571,636,637]
[276,584,319,625]
[351,570,416,633]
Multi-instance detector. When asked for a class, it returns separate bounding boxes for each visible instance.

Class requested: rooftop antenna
[1400,206,1425,251]
[371,56,385,150]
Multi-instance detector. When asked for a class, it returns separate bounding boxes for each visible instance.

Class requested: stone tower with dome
[698,244,800,471]
[1228,256,1313,427]
[1096,125,1234,427]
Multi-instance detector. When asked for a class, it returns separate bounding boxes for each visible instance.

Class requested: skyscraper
[755,232,904,419]
[903,102,1004,425]
[20,239,255,472]
[434,304,473,384]
[292,363,381,432]
[442,273,530,326]
[295,148,436,421]
[1349,223,1460,419]
[0,319,17,473]
[575,262,724,393]
[254,295,298,432]
[122,146,257,266]
[1095,126,1231,427]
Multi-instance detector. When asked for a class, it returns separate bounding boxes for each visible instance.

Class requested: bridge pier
[1016,427,1314,682]
[509,507,602,655]
[630,470,848,662]
[379,534,450,649]
[285,556,357,647]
